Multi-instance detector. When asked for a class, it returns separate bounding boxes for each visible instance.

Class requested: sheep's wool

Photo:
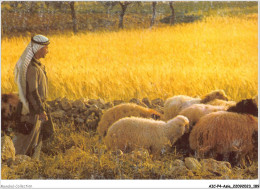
[14,35,50,115]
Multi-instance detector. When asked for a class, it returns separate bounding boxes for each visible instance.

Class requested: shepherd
[13,34,55,159]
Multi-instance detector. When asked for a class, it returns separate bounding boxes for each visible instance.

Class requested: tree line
[3,1,176,34]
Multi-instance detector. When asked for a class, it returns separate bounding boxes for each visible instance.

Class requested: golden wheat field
[1,15,258,101]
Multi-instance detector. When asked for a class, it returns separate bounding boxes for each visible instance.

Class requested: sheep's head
[173,115,190,134]
[1,93,19,119]
[201,90,228,103]
[167,115,190,145]
[227,99,258,117]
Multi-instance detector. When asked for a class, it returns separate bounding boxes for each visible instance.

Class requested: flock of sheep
[1,90,258,168]
[97,90,258,167]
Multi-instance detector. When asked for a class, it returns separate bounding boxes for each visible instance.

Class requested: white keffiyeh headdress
[14,35,50,115]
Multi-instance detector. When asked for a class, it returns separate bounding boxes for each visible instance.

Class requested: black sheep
[227,98,258,117]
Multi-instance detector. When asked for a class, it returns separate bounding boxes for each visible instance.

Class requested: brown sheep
[1,93,21,132]
[97,103,162,137]
[164,90,228,121]
[172,104,226,156]
[105,115,189,156]
[1,93,20,119]
[227,98,258,117]
[1,93,32,134]
[189,111,258,167]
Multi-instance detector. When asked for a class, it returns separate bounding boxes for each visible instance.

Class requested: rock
[86,117,99,130]
[88,106,102,116]
[85,111,100,129]
[173,159,185,167]
[14,155,31,165]
[185,157,202,172]
[152,105,164,114]
[60,97,72,110]
[72,99,86,110]
[200,158,232,176]
[142,97,151,108]
[151,98,164,107]
[55,97,62,102]
[128,98,147,107]
[71,108,80,114]
[113,100,124,106]
[83,110,91,117]
[87,99,97,105]
[78,97,88,104]
[75,117,85,124]
[1,136,15,162]
[87,99,105,109]
[169,159,194,177]
[129,98,141,104]
[104,102,113,109]
[51,110,66,118]
[98,98,106,107]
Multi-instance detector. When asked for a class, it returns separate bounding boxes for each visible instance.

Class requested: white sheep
[105,115,189,156]
[97,103,162,137]
[179,104,226,128]
[206,99,236,109]
[164,90,228,121]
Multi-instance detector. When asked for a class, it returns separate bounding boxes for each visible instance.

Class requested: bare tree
[45,2,50,9]
[150,2,157,27]
[119,1,131,29]
[100,1,118,18]
[169,2,175,25]
[69,1,78,33]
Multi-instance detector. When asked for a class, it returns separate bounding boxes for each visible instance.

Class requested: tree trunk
[169,2,175,25]
[119,2,130,29]
[45,2,50,9]
[150,2,157,27]
[69,1,78,34]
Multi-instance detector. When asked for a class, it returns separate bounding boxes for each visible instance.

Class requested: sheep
[105,115,189,156]
[1,93,22,132]
[164,90,228,121]
[189,111,258,167]
[1,93,20,119]
[172,104,226,156]
[206,99,236,109]
[97,103,162,137]
[179,104,226,128]
[253,95,258,107]
[227,98,258,117]
[1,93,33,135]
